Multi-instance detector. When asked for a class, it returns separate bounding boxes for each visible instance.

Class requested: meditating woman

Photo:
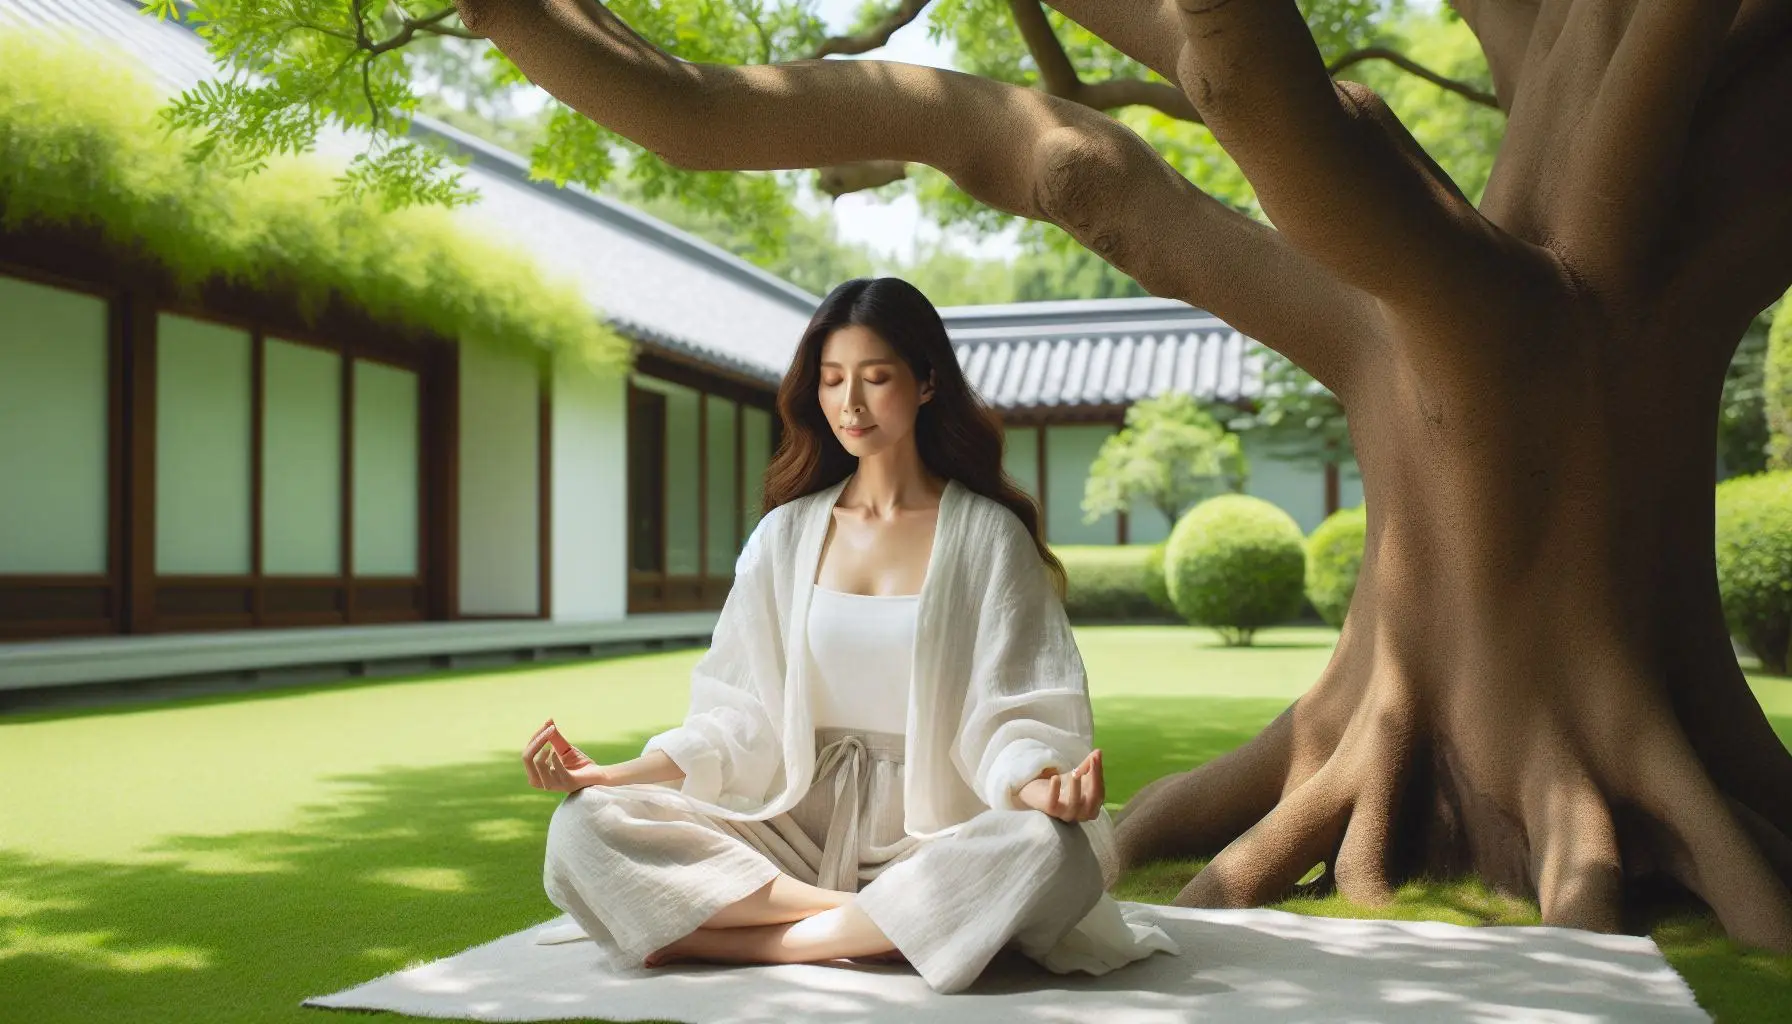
[520,277,1179,994]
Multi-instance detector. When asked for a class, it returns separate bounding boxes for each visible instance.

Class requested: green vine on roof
[0,28,631,374]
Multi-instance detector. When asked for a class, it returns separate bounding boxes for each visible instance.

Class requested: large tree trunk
[451,0,1792,953]
[1113,317,1792,949]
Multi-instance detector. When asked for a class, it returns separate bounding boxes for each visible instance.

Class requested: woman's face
[817,324,933,459]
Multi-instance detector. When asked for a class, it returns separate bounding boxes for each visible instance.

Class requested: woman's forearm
[602,749,686,786]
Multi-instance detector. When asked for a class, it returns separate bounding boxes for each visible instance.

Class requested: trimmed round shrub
[1056,544,1177,622]
[1716,470,1792,674]
[1164,495,1308,646]
[1306,505,1367,629]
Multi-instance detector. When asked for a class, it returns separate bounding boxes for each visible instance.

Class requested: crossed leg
[647,872,906,967]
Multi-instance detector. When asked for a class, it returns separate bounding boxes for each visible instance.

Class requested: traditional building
[0,0,1353,699]
[945,297,1361,546]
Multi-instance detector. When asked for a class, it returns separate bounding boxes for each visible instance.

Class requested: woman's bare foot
[643,904,905,968]
[643,931,710,968]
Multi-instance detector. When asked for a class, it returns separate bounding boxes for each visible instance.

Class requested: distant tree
[1083,393,1247,527]
[1223,348,1355,473]
[1766,292,1792,471]
[1010,232,1149,301]
[1722,301,1776,478]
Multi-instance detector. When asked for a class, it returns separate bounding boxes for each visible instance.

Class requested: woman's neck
[844,454,945,516]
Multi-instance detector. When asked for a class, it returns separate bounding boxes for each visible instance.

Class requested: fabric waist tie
[814,732,869,892]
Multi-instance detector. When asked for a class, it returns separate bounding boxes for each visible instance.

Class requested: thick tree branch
[402,6,484,41]
[1449,0,1540,112]
[1042,2,1498,114]
[1165,0,1506,317]
[816,159,909,196]
[450,0,1375,392]
[810,0,932,58]
[819,0,1500,199]
[813,0,1202,198]
[1666,14,1792,332]
[1041,0,1186,90]
[1543,0,1745,293]
[1008,0,1199,120]
[1009,0,1079,95]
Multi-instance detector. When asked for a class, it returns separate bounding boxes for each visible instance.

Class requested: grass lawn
[2,624,1789,1022]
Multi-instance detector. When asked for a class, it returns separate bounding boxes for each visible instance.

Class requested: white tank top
[807,585,917,734]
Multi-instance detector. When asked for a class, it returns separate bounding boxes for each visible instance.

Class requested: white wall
[550,357,628,621]
[1239,432,1328,535]
[1045,423,1119,545]
[1022,420,1356,544]
[458,341,541,616]
[1339,457,1364,512]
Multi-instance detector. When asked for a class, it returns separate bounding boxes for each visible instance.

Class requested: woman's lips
[842,425,876,437]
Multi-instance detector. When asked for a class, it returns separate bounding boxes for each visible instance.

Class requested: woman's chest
[813,508,939,596]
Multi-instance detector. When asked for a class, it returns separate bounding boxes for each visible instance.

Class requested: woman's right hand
[524,719,614,793]
[1017,749,1104,822]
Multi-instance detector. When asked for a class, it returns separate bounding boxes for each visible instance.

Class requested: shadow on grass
[0,734,686,1024]
[3,695,1787,1024]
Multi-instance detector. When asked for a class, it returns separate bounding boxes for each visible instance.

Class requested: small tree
[1720,310,1772,480]
[1764,290,1792,471]
[1083,392,1247,529]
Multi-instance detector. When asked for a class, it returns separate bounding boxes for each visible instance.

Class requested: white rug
[302,903,1711,1023]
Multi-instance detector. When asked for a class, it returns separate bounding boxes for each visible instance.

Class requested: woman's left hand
[1018,749,1104,822]
[524,719,609,793]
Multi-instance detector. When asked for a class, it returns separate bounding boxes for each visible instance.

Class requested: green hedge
[1054,544,1178,622]
[1164,494,1308,646]
[1716,470,1792,674]
[1306,505,1367,628]
[0,30,629,372]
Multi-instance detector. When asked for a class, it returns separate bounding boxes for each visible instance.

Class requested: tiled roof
[938,297,1270,410]
[0,0,818,381]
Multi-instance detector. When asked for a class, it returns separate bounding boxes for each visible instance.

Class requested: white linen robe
[632,472,1180,975]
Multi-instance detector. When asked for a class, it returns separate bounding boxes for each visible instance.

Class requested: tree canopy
[138,0,1501,267]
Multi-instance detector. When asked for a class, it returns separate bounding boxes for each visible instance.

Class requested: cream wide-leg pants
[540,725,1107,994]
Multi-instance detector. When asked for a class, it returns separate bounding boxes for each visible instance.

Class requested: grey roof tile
[936,297,1281,410]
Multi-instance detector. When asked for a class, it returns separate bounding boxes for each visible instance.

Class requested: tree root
[1727,798,1792,892]
[1523,768,1622,933]
[1174,761,1350,907]
[1114,645,1792,954]
[1112,706,1296,868]
[1630,726,1792,952]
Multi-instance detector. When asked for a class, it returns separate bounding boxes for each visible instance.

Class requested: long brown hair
[760,276,1067,601]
